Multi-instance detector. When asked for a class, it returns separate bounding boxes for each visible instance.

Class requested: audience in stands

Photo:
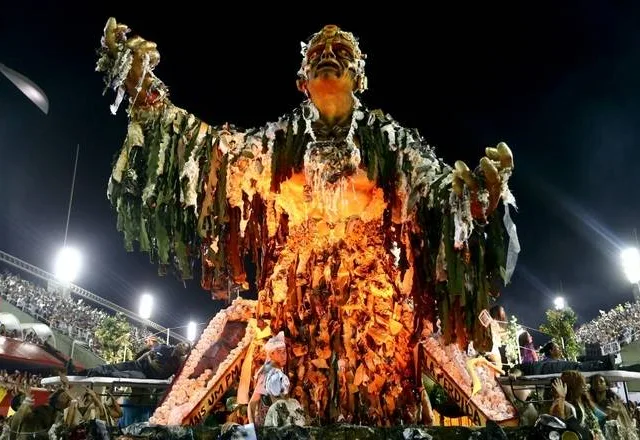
[578,302,640,346]
[0,370,49,393]
[0,271,154,360]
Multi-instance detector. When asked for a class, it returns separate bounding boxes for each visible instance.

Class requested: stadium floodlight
[139,293,153,320]
[53,247,81,283]
[187,321,197,342]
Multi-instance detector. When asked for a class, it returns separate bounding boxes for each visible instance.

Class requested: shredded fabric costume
[98,21,519,425]
[105,98,515,424]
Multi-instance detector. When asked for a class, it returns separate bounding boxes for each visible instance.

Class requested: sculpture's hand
[101,17,162,106]
[452,142,514,220]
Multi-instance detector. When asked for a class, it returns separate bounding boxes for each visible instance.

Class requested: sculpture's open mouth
[315,59,341,74]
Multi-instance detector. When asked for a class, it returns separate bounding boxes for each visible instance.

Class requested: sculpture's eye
[333,44,354,59]
[307,47,323,61]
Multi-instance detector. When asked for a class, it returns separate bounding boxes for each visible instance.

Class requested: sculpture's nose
[320,43,336,60]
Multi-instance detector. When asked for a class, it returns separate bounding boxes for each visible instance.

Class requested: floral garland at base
[150,299,256,425]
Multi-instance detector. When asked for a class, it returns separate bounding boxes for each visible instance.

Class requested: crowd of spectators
[0,370,46,393]
[0,271,154,360]
[577,302,639,346]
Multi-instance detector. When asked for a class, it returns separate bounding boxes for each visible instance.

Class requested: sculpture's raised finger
[136,41,160,66]
[454,160,470,174]
[485,147,500,161]
[480,157,500,184]
[452,174,464,196]
[497,142,514,169]
[139,41,158,53]
[146,49,160,69]
[103,18,118,52]
[454,160,478,190]
[126,36,147,51]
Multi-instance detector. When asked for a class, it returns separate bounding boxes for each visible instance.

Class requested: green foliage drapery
[95,312,133,363]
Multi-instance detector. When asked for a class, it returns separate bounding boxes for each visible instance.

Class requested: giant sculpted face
[297,25,367,96]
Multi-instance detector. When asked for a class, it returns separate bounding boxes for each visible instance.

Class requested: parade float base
[118,424,533,440]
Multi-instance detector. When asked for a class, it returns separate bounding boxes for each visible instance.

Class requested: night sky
[2,2,640,340]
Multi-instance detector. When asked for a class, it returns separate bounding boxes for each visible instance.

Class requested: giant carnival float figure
[97,19,521,426]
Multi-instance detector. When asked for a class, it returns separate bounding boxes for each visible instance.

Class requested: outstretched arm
[97,19,279,297]
[381,113,518,350]
[97,19,221,282]
[429,144,517,349]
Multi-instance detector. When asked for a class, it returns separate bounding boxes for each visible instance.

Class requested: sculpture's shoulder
[224,108,305,206]
[357,107,396,131]
[359,107,410,128]
[221,108,301,157]
[357,106,435,159]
